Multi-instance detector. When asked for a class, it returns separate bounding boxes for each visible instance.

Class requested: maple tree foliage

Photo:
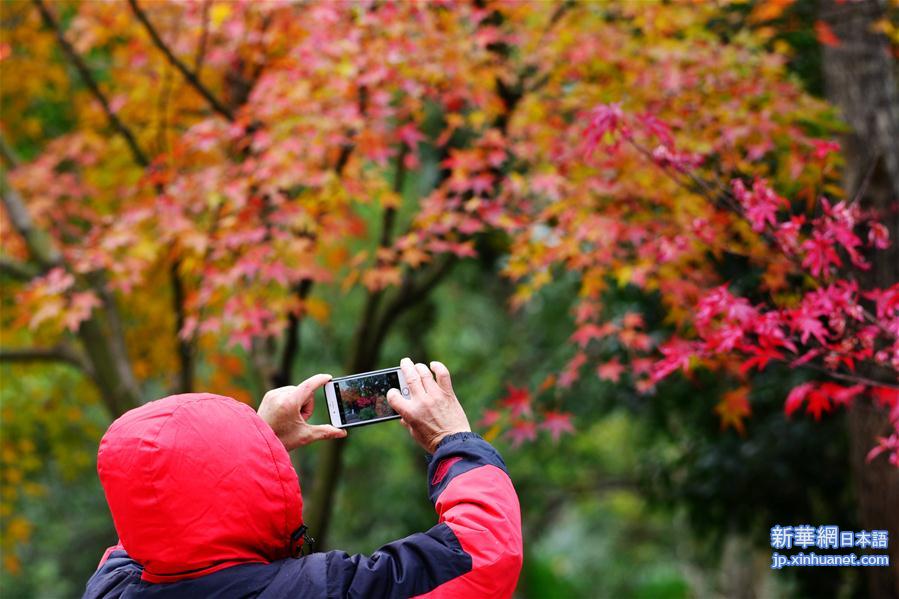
[1,0,592,565]
[465,3,899,461]
[1,0,897,575]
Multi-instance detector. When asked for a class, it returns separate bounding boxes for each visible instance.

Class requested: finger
[296,374,332,419]
[387,388,412,419]
[308,424,347,440]
[415,362,441,395]
[400,357,426,400]
[298,373,332,395]
[429,361,454,395]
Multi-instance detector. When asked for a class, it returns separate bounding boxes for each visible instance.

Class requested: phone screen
[334,369,400,426]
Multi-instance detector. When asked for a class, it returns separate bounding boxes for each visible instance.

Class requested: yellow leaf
[483,423,502,443]
[304,297,330,322]
[210,4,231,26]
[467,110,487,129]
[613,265,633,287]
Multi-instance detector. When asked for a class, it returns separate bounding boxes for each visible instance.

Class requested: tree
[479,0,899,594]
[1,0,565,552]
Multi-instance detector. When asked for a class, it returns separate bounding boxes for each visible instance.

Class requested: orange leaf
[715,387,751,434]
[749,0,795,23]
[814,20,840,47]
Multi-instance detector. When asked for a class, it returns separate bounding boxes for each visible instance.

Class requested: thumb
[308,424,347,440]
[387,388,412,419]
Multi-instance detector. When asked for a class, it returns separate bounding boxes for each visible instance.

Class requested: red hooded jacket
[84,393,522,598]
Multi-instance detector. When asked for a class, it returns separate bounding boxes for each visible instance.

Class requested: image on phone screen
[334,370,400,426]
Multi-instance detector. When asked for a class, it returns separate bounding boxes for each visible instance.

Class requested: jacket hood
[97,393,303,583]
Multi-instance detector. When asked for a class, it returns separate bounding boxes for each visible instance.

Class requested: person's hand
[387,358,471,454]
[258,373,347,451]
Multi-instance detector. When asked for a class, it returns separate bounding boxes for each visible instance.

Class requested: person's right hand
[387,358,471,454]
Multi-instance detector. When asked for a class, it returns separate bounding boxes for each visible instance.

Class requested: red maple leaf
[596,358,625,383]
[872,387,899,410]
[805,389,831,420]
[739,344,784,374]
[570,323,607,348]
[785,382,815,417]
[478,409,501,428]
[819,382,864,408]
[791,311,828,345]
[501,386,532,418]
[801,230,842,277]
[507,420,537,447]
[814,20,840,47]
[540,411,575,442]
[867,433,899,467]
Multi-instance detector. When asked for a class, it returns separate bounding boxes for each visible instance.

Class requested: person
[82,358,523,598]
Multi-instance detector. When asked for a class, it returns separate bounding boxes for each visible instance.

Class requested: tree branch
[802,362,899,391]
[128,0,235,122]
[0,344,92,375]
[1,169,62,269]
[33,0,150,167]
[271,278,314,388]
[368,255,456,357]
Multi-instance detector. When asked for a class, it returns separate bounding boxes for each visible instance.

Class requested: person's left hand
[258,374,347,451]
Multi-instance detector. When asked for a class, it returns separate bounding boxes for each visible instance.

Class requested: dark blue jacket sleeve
[301,432,522,598]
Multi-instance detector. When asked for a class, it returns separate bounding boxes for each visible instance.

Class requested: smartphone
[324,366,409,429]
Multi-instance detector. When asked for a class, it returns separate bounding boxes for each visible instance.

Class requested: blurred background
[1,1,898,597]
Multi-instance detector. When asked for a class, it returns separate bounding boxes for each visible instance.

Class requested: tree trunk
[821,0,899,596]
[302,334,382,549]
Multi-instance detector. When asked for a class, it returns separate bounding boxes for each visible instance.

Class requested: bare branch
[847,152,880,206]
[369,255,456,353]
[801,362,899,391]
[0,344,92,375]
[1,169,63,269]
[128,0,235,122]
[33,0,150,167]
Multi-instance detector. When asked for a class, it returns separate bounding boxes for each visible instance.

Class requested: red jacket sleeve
[414,432,523,598]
